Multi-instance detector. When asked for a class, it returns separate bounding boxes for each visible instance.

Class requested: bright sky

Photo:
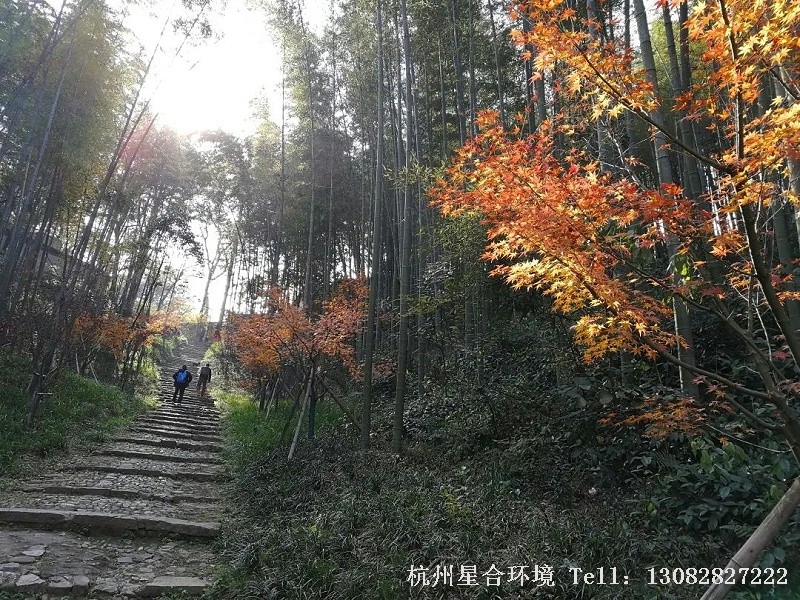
[120,0,283,137]
[115,0,326,317]
[114,0,335,316]
[154,24,271,134]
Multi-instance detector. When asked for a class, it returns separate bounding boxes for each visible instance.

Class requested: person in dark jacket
[197,363,212,398]
[172,365,192,403]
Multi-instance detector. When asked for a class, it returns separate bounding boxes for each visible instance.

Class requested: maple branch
[638,335,774,404]
[610,246,785,383]
[710,297,785,377]
[717,0,746,162]
[740,203,800,369]
[539,256,737,402]
[726,396,785,436]
[572,43,734,176]
[551,251,779,410]
[768,67,800,102]
[703,422,793,455]
[600,235,787,384]
[606,134,646,188]
[315,375,361,432]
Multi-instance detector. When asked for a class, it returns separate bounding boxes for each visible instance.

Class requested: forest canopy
[1,0,799,596]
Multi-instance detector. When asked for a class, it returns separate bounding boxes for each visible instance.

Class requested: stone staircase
[0,340,225,598]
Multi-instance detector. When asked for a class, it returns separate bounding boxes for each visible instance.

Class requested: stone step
[155,391,215,399]
[156,398,216,405]
[11,485,220,505]
[0,491,222,523]
[155,403,218,412]
[134,418,219,434]
[69,464,222,483]
[147,412,220,425]
[112,436,223,453]
[131,426,220,440]
[0,508,220,539]
[101,444,221,464]
[0,527,216,596]
[129,427,221,443]
[97,448,220,465]
[149,401,218,411]
[141,412,220,425]
[25,471,218,500]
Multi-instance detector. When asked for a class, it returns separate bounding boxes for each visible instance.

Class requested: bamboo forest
[0,0,799,597]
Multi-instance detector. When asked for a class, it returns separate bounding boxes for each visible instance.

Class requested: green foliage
[218,388,342,470]
[632,437,800,574]
[204,288,800,600]
[210,424,712,599]
[0,354,145,475]
[208,323,699,599]
[203,341,224,363]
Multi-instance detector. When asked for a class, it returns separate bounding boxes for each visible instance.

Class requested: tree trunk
[633,0,699,398]
[392,0,415,453]
[700,478,800,600]
[289,367,314,459]
[486,0,506,123]
[324,15,338,302]
[362,0,385,450]
[298,5,316,312]
[663,2,701,198]
[0,27,74,316]
[448,0,467,145]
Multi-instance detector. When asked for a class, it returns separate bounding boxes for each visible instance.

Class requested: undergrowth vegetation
[0,354,149,476]
[211,316,800,600]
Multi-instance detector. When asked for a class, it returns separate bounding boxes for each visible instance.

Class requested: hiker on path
[197,363,212,398]
[172,365,192,403]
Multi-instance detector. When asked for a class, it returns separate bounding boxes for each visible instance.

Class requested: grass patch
[208,383,800,600]
[210,422,800,600]
[0,353,148,476]
[217,388,341,471]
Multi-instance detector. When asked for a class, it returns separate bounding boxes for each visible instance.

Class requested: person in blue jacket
[172,365,192,403]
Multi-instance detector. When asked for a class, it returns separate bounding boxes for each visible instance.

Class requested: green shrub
[218,388,341,471]
[0,354,145,475]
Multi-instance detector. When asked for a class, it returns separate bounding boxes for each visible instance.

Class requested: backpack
[176,370,189,385]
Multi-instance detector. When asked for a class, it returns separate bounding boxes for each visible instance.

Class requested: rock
[93,579,119,595]
[117,555,133,564]
[48,576,73,591]
[0,571,17,589]
[139,576,208,597]
[22,544,47,557]
[9,555,36,564]
[16,573,45,591]
[0,563,21,572]
[72,574,90,595]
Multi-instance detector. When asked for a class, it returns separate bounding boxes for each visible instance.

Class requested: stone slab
[16,572,45,590]
[129,427,221,443]
[22,543,47,556]
[0,571,17,588]
[112,436,223,452]
[69,464,222,482]
[98,449,221,465]
[138,575,209,597]
[0,508,220,538]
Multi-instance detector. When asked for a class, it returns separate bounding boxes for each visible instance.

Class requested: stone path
[0,340,225,598]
